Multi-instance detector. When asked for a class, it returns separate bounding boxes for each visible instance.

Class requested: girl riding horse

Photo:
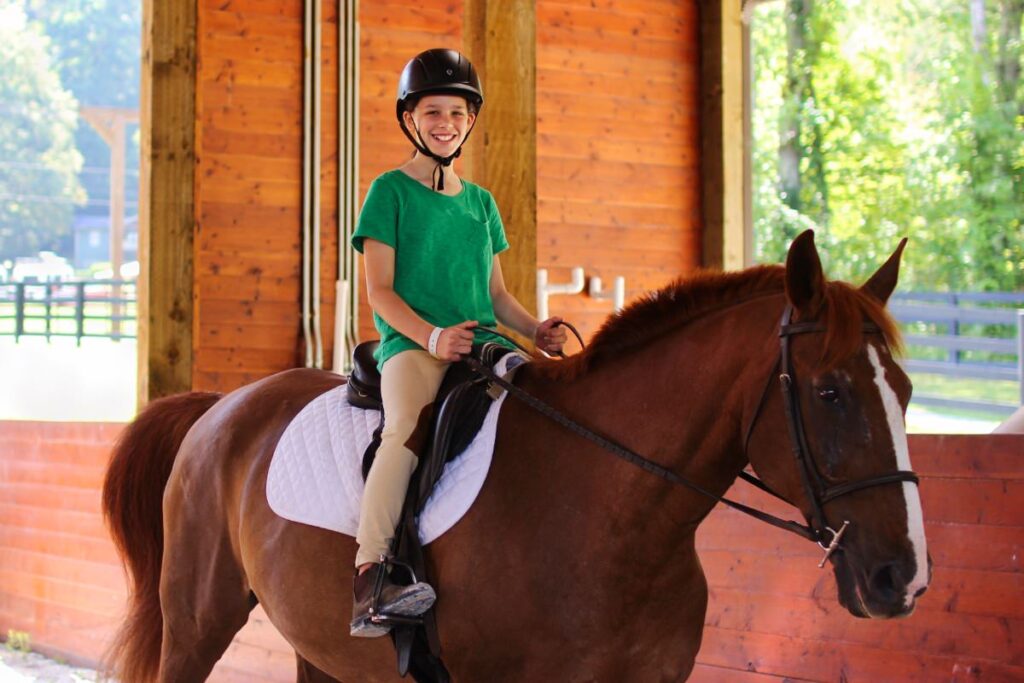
[350,48,567,636]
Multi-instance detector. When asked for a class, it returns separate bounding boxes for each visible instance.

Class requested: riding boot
[350,563,436,638]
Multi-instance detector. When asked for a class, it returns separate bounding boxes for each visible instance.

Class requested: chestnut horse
[102,232,930,682]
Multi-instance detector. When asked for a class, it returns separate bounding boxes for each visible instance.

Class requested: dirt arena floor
[0,649,102,683]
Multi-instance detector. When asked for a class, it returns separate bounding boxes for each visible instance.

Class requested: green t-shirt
[352,169,514,369]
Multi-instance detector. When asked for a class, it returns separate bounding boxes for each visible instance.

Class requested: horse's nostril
[869,562,905,600]
[914,585,927,598]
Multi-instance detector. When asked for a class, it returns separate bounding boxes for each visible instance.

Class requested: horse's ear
[860,237,908,305]
[784,229,825,316]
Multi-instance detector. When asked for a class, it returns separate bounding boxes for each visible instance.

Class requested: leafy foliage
[753,0,1024,291]
[25,0,141,221]
[0,4,83,262]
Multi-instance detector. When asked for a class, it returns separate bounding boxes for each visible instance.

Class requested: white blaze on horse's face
[867,343,930,609]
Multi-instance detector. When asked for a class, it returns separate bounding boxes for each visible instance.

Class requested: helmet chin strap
[402,117,479,192]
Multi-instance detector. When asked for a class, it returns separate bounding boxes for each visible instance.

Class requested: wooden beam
[463,0,537,318]
[700,0,749,270]
[138,0,196,403]
[462,1,487,189]
[81,107,138,338]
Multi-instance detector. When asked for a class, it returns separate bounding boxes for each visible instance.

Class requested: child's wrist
[427,326,444,358]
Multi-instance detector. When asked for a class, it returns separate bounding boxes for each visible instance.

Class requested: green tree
[0,3,84,261]
[24,0,140,109]
[955,0,1024,290]
[753,0,1024,291]
[25,0,141,221]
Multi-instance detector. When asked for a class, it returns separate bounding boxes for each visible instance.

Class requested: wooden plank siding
[185,0,705,389]
[2,425,1020,680]
[691,434,1024,682]
[353,1,702,349]
[0,421,295,681]
[535,0,702,342]
[193,0,340,392]
[355,0,465,345]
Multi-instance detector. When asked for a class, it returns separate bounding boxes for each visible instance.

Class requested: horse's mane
[539,264,902,380]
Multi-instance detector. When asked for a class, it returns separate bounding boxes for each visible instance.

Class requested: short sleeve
[486,191,509,255]
[351,177,399,253]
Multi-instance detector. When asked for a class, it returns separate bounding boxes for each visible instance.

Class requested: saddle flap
[415,380,492,511]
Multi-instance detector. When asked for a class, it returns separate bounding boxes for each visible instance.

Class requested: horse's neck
[516,296,782,543]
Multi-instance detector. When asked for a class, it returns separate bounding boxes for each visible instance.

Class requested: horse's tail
[101,391,221,682]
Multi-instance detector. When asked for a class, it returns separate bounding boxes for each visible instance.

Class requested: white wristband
[427,326,444,358]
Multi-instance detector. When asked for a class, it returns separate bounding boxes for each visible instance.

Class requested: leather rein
[470,307,920,568]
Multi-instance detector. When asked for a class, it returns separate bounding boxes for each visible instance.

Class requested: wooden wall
[191,0,703,391]
[354,1,465,344]
[0,422,124,664]
[0,421,294,682]
[193,0,342,391]
[354,0,704,347]
[2,426,1019,681]
[192,0,466,387]
[535,0,702,339]
[692,434,1024,682]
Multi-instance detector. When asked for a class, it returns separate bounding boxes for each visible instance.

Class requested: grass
[909,372,1019,411]
[904,373,1015,433]
[4,630,30,653]
[0,300,137,338]
[905,405,1003,434]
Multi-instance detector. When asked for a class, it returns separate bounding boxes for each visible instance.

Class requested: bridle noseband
[470,306,920,568]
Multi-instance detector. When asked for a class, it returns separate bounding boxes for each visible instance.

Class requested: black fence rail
[891,292,1024,415]
[0,280,137,343]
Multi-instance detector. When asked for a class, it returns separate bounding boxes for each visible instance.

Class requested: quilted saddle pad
[266,367,511,545]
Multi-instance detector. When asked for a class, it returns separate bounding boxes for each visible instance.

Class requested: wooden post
[1018,310,1024,407]
[463,0,537,319]
[700,0,749,270]
[81,107,138,338]
[462,0,487,188]
[110,117,126,338]
[138,0,196,403]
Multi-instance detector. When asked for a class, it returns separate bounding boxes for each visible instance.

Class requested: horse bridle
[738,305,920,566]
[469,305,920,568]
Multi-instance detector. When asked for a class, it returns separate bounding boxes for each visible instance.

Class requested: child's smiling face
[404,94,476,157]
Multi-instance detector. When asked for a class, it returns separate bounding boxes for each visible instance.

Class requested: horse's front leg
[296,655,344,682]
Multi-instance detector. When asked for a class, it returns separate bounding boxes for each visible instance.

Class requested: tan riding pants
[355,350,449,568]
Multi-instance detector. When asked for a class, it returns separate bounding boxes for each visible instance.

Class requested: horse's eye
[818,387,840,403]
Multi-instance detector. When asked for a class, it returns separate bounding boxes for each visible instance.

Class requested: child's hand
[534,317,568,354]
[437,321,478,361]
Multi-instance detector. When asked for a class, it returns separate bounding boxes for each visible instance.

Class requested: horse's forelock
[819,281,903,373]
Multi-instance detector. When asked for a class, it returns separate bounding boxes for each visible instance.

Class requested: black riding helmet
[396,49,483,191]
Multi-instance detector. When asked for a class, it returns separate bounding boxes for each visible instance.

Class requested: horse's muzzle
[835,554,929,619]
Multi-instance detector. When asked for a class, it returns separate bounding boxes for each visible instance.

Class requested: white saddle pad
[266,355,518,545]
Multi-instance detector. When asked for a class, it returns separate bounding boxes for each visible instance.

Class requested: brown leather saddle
[347,340,513,481]
[345,340,519,682]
